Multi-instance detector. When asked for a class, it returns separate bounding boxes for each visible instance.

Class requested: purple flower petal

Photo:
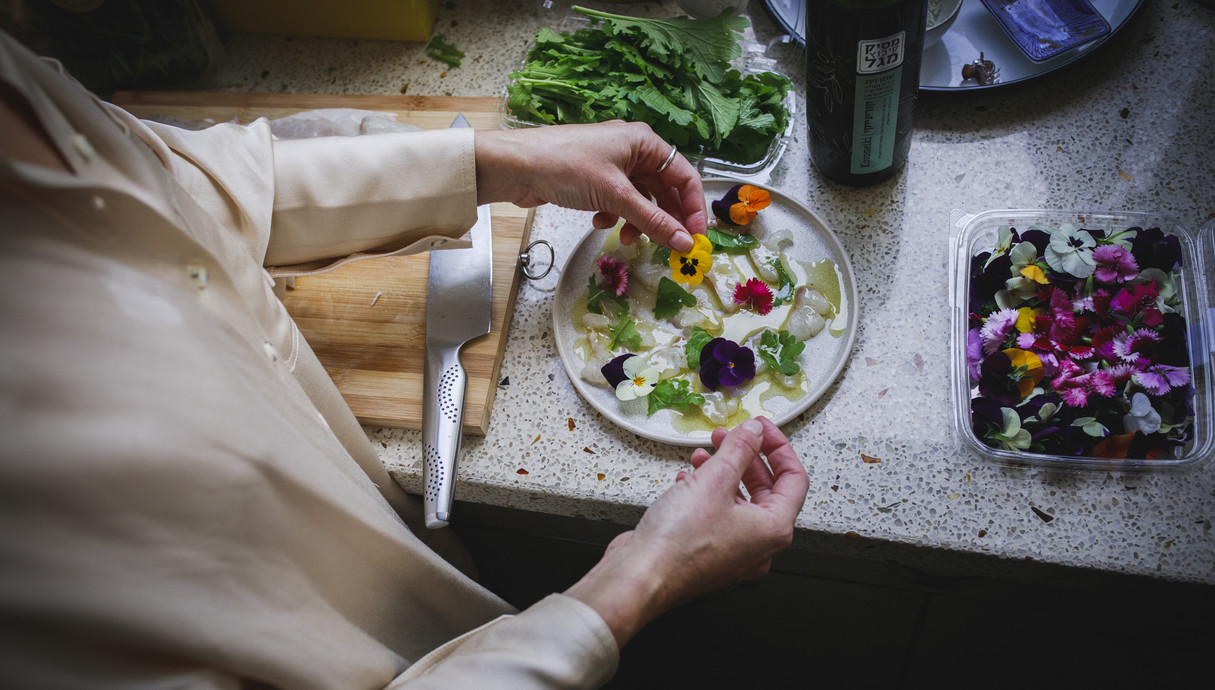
[1091,244,1139,284]
[717,347,756,387]
[711,185,745,225]
[601,353,636,389]
[967,329,983,380]
[1133,369,1171,396]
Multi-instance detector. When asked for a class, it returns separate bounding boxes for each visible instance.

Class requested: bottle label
[850,31,905,175]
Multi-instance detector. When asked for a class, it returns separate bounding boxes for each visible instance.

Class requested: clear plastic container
[949,209,1214,471]
[499,15,796,181]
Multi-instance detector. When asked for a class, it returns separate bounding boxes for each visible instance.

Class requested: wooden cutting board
[112,91,531,434]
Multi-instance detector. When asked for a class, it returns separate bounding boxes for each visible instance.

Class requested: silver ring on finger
[655,144,678,174]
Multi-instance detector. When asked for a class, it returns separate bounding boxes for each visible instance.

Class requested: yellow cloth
[0,30,616,689]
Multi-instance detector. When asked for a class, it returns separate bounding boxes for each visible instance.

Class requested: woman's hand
[565,417,809,647]
[474,121,706,252]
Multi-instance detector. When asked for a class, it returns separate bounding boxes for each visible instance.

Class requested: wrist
[473,129,529,206]
[564,536,673,649]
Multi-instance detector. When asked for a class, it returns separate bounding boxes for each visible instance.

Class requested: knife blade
[422,113,493,529]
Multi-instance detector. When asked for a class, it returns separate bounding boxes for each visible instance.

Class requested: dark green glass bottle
[805,0,927,186]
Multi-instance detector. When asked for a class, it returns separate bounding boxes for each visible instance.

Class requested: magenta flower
[1091,245,1139,283]
[980,309,1019,354]
[732,278,774,315]
[1110,282,1158,315]
[1046,287,1077,343]
[1113,329,1162,364]
[596,255,629,297]
[1133,364,1190,396]
[1061,387,1090,407]
[1089,370,1118,397]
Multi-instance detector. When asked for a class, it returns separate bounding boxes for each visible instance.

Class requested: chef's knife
[422,113,493,529]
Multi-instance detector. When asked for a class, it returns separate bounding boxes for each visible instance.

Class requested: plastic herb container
[949,209,1214,471]
[500,15,796,181]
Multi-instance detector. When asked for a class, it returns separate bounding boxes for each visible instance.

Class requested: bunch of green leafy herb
[505,6,792,165]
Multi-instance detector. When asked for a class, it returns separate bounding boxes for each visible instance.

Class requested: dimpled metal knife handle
[423,344,467,529]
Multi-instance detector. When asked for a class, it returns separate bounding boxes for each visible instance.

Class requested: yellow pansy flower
[1015,306,1046,333]
[1002,348,1044,400]
[669,233,713,286]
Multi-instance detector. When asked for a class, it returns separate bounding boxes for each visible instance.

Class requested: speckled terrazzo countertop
[202,1,1215,584]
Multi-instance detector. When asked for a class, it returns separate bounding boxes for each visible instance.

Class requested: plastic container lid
[949,209,1214,471]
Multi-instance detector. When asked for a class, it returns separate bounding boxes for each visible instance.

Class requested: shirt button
[72,133,95,160]
[187,263,209,289]
[263,342,279,362]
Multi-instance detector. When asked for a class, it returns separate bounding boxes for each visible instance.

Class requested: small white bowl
[927,0,963,46]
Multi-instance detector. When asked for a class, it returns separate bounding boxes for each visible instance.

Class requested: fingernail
[672,231,693,252]
[741,419,763,436]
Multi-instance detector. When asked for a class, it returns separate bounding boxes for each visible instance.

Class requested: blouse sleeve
[386,595,619,690]
[141,116,478,277]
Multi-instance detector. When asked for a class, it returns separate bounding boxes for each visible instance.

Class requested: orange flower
[711,184,771,226]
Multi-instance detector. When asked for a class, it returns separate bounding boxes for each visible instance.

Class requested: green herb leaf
[504,7,791,165]
[608,316,642,351]
[652,245,672,266]
[654,277,697,319]
[647,378,705,415]
[586,275,628,315]
[685,326,713,370]
[769,257,796,307]
[707,226,758,254]
[426,34,465,68]
[757,329,804,376]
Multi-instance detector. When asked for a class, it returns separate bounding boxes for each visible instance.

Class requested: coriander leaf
[586,275,627,315]
[769,257,796,307]
[758,329,805,376]
[647,378,705,416]
[707,226,758,253]
[654,277,697,319]
[685,326,713,370]
[608,316,642,351]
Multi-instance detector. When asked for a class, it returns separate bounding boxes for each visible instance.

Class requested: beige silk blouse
[0,30,617,689]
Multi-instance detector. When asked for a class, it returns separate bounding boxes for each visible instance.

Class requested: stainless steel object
[422,113,493,529]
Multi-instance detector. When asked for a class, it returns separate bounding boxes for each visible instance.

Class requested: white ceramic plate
[552,177,860,446]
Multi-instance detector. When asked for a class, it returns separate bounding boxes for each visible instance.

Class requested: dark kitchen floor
[450,503,1214,688]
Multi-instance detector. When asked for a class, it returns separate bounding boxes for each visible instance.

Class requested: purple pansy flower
[698,337,756,391]
[1130,226,1181,273]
